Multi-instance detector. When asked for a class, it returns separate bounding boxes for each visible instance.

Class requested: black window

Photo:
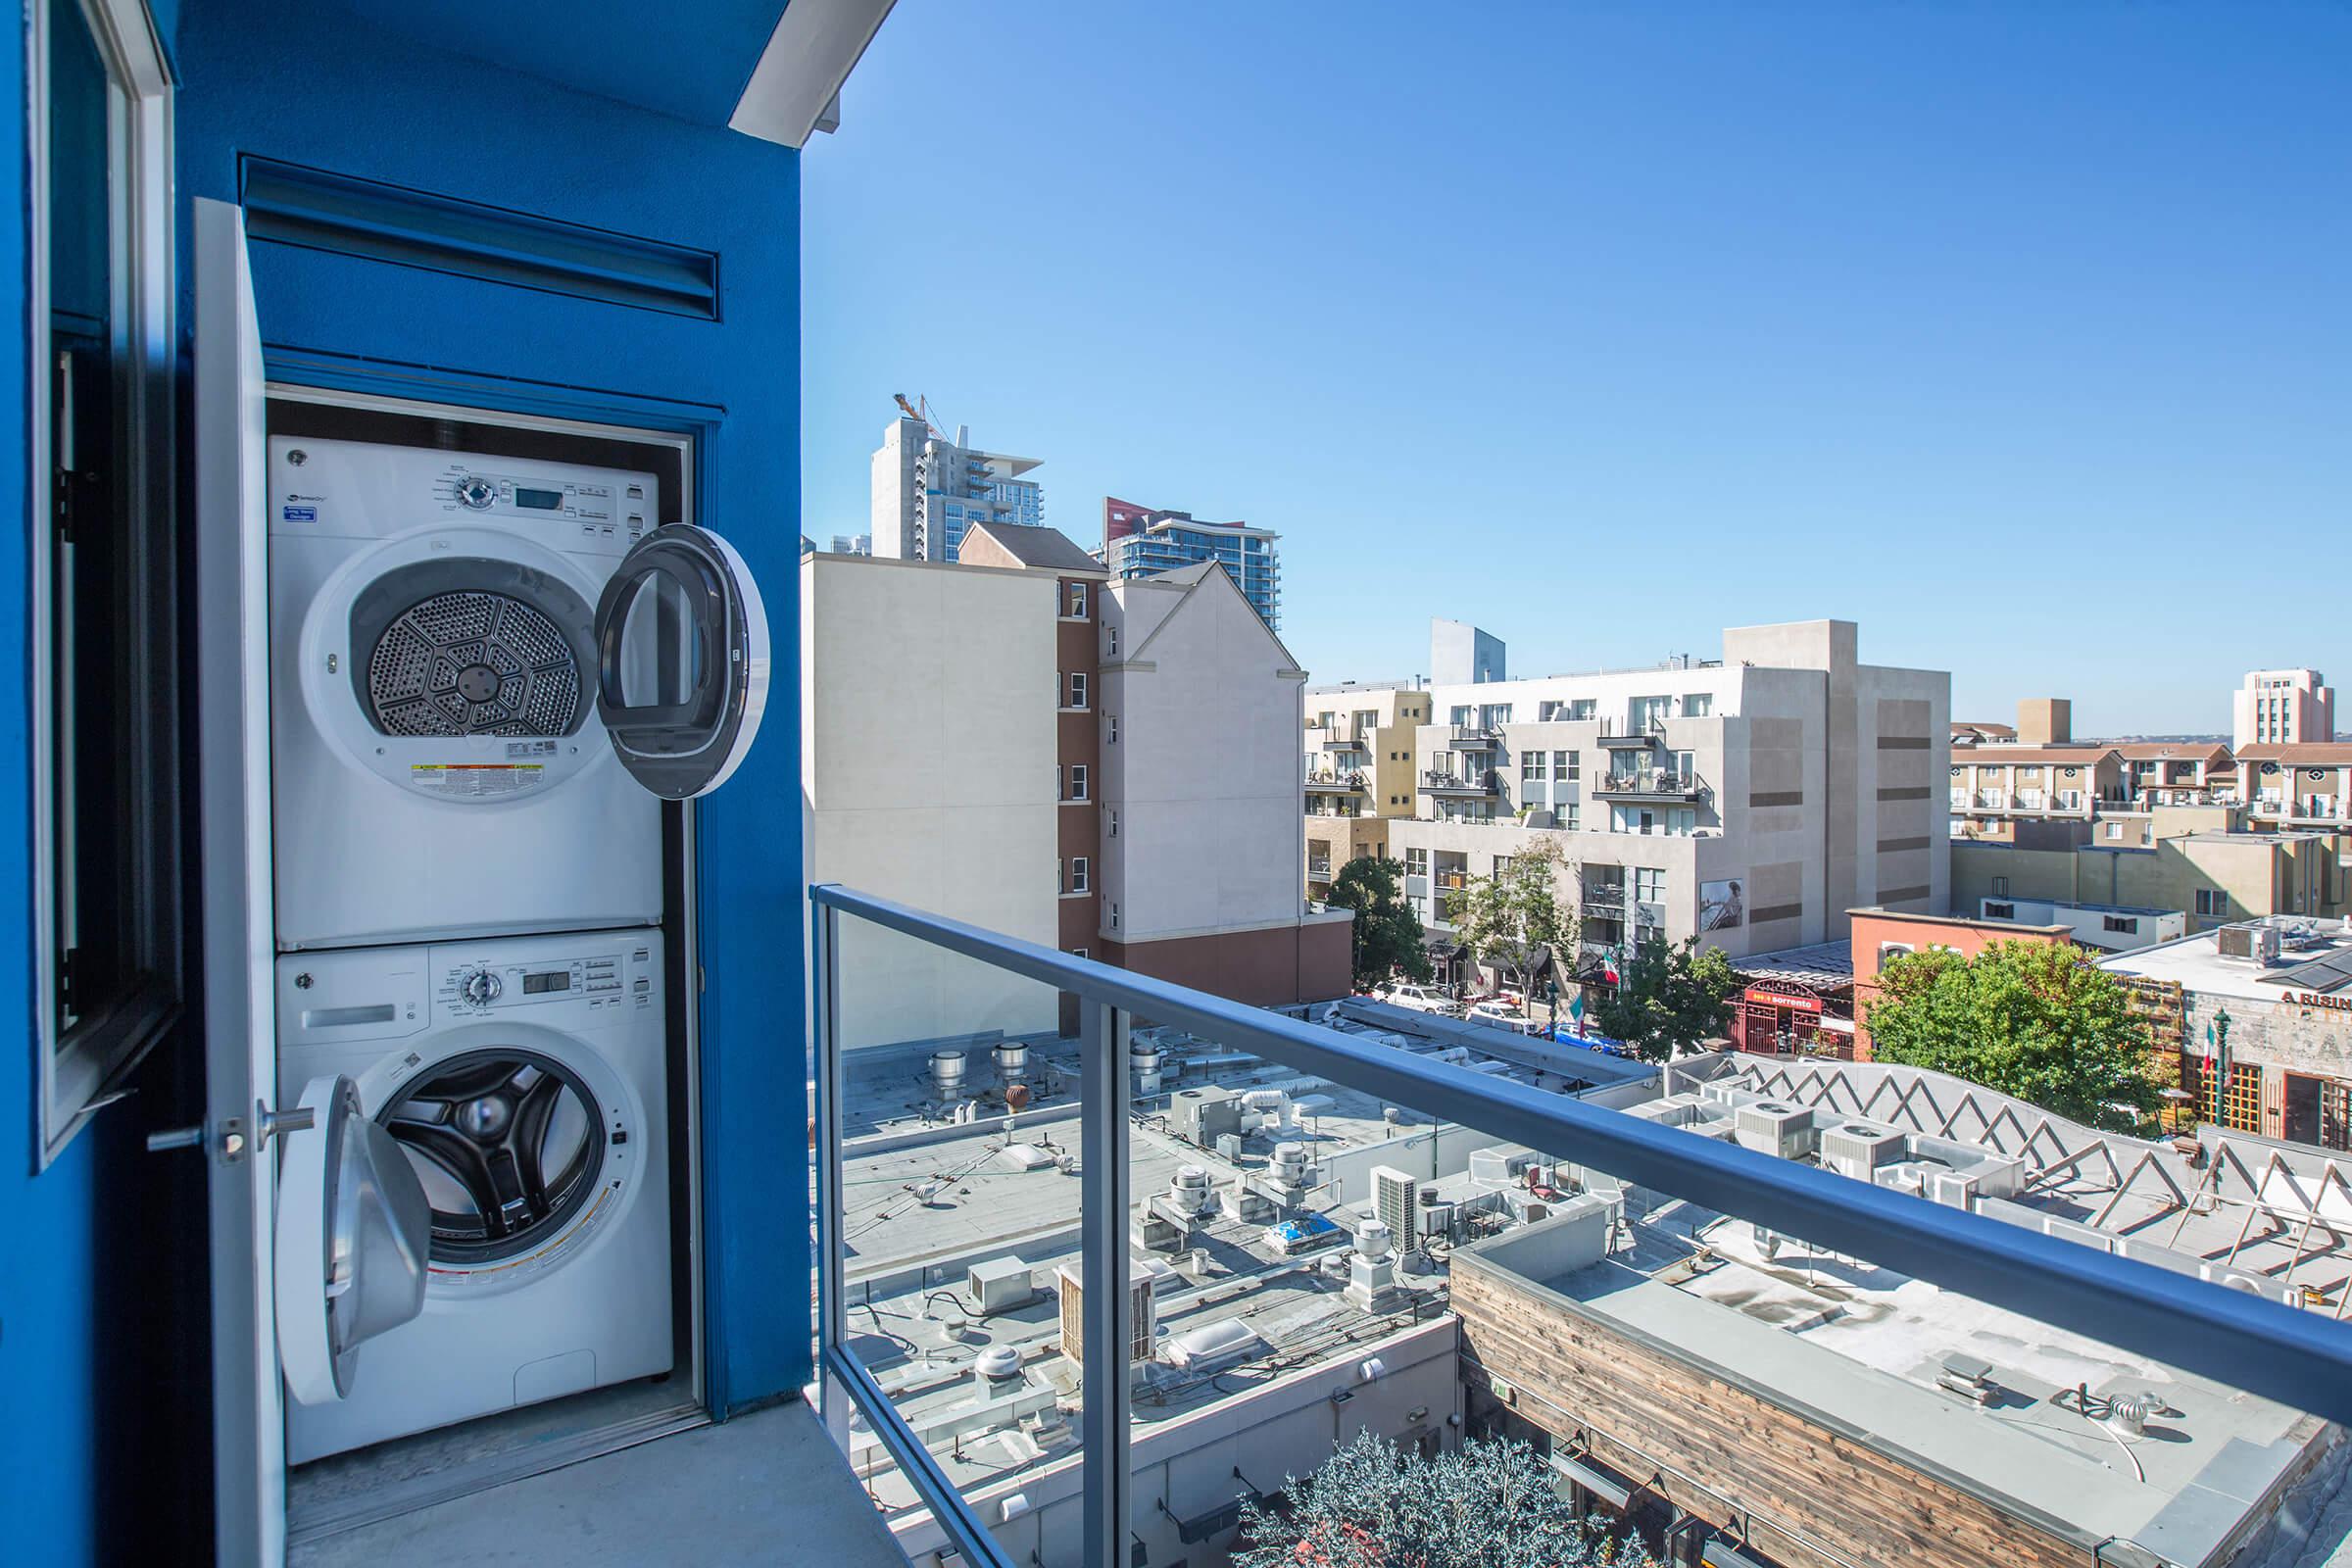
[37,0,180,1157]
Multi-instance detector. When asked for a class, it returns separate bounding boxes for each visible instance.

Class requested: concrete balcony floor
[292,1399,908,1568]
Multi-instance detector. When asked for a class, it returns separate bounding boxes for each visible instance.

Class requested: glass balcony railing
[809,884,2352,1568]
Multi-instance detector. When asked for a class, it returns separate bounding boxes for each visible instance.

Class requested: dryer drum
[347,557,599,742]
[368,591,580,738]
[378,1048,609,1265]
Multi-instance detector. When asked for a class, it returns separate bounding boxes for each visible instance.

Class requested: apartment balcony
[1433,867,1471,894]
[1419,767,1499,797]
[1447,723,1500,748]
[1321,731,1371,751]
[802,886,2352,1568]
[1595,717,1664,747]
[1306,858,1333,881]
[1581,885,1625,915]
[1591,770,1707,805]
[1304,770,1366,793]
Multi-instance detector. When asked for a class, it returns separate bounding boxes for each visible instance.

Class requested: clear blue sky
[802,2,2350,737]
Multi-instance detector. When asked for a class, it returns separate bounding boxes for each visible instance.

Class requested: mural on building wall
[1700,878,1745,932]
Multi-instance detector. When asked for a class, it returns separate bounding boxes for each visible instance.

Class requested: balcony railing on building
[1320,729,1370,751]
[1419,767,1498,797]
[1590,768,1706,804]
[808,884,2352,1568]
[1581,885,1625,915]
[1447,723,1499,747]
[1304,769,1366,792]
[1306,858,1333,880]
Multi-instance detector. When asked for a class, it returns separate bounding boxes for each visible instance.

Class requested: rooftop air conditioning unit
[967,1256,1038,1316]
[1372,1166,1421,1250]
[1929,1170,1979,1209]
[1820,1121,1907,1178]
[1734,1102,1817,1161]
[2216,922,2282,966]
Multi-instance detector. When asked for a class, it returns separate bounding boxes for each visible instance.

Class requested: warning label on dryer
[409,762,544,799]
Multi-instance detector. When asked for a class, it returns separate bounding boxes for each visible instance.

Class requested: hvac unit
[2202,1262,2296,1305]
[966,1256,1038,1316]
[1928,1170,1980,1209]
[1698,1081,1749,1109]
[1468,1147,1533,1187]
[2217,922,2282,965]
[1055,1260,1157,1367]
[1372,1166,1421,1249]
[1734,1102,1817,1160]
[1874,1160,1934,1197]
[1820,1121,1907,1178]
[1171,1086,1244,1146]
[1420,1201,1456,1243]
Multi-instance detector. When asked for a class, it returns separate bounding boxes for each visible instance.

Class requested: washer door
[275,1075,433,1406]
[593,525,770,800]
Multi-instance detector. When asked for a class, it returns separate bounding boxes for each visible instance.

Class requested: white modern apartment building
[869,413,1045,563]
[1313,620,1949,973]
[2235,667,2335,750]
[1100,562,1350,998]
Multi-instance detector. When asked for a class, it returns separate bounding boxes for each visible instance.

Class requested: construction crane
[893,392,945,434]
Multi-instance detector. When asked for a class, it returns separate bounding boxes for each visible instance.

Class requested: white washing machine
[274,930,672,1463]
[270,434,772,950]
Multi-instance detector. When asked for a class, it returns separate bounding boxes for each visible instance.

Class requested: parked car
[1376,982,1460,1016]
[1465,1000,1544,1036]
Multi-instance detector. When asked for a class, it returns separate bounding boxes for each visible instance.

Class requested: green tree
[1588,934,1740,1062]
[1231,1430,1661,1568]
[1446,839,1574,995]
[1327,857,1432,992]
[1865,940,2159,1133]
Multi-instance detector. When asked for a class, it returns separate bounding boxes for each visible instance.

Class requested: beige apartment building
[1954,818,2342,933]
[1302,683,1432,900]
[2234,666,2335,750]
[1308,620,1949,980]
[2235,742,2352,833]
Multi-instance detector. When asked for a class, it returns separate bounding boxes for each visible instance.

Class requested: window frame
[1068,763,1089,802]
[1066,670,1088,710]
[1068,857,1090,895]
[31,0,182,1166]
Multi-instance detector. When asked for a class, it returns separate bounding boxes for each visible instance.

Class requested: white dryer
[274,930,672,1463]
[270,435,771,949]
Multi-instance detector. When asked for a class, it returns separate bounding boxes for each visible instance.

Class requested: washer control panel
[437,466,651,549]
[440,940,658,1019]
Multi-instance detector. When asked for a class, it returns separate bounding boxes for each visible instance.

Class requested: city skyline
[803,1,2348,736]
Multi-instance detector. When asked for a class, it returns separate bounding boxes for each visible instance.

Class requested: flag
[1568,990,1587,1039]
[1602,953,1621,986]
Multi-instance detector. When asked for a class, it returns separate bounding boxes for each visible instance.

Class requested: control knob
[454,474,497,510]
[460,967,503,1006]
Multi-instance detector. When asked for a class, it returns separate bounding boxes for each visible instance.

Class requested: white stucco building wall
[802,552,1061,1047]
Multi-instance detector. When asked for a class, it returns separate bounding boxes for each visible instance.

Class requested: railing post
[812,897,850,1451]
[1080,998,1133,1568]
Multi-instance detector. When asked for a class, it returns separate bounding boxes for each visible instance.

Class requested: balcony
[1433,867,1470,894]
[1306,858,1333,880]
[1446,723,1499,748]
[1591,768,1706,804]
[1321,730,1370,751]
[1595,716,1664,748]
[808,884,2352,1568]
[1419,767,1498,797]
[1581,885,1625,915]
[1304,769,1366,793]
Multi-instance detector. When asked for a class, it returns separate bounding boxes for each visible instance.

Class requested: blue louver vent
[238,157,719,320]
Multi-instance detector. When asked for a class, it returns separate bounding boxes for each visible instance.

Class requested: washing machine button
[459,967,503,1007]
[454,474,496,510]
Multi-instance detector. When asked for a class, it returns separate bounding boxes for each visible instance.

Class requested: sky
[801,2,2351,738]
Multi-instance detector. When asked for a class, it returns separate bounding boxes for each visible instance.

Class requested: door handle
[145,1102,318,1163]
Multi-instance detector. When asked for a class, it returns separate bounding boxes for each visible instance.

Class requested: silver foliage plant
[1230,1430,1664,1568]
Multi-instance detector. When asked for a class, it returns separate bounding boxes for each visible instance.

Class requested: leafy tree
[1865,940,2160,1133]
[1327,856,1432,992]
[1588,934,1740,1062]
[1446,839,1574,996]
[1231,1430,1662,1568]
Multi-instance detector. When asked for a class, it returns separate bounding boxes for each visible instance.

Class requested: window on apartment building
[1674,750,1695,780]
[1985,901,2016,920]
[2105,822,2123,840]
[1066,581,1088,618]
[1067,671,1089,710]
[1557,750,1578,782]
[35,0,180,1161]
[1450,706,1473,726]
[1521,751,1547,782]
[1684,693,1713,717]
[1633,867,1665,905]
[1108,808,1119,838]
[1106,714,1118,745]
[2103,915,2137,935]
[1879,943,1914,962]
[2196,889,2228,916]
[1564,803,1580,831]
[1493,856,1514,879]
[1408,894,1429,922]
[1068,857,1090,894]
[1108,901,1120,931]
[1105,625,1117,658]
[1990,876,2010,897]
[1404,848,1428,877]
[1068,947,1089,961]
[1068,764,1089,801]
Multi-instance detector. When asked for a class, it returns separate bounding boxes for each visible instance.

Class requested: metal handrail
[808,881,2352,1565]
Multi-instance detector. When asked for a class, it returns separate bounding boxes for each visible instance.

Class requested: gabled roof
[956,521,1107,575]
[1116,558,1302,673]
[2236,743,2352,765]
[1955,746,2118,765]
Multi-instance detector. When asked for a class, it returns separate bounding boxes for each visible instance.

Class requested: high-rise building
[1098,500,1281,630]
[868,414,1043,563]
[2234,667,2335,749]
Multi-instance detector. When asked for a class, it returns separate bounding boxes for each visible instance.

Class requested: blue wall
[6,1,812,1560]
[172,0,812,1414]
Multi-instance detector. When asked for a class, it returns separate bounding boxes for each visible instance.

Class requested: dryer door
[274,1075,432,1406]
[592,524,771,799]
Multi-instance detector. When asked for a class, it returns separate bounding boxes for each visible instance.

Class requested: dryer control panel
[269,434,662,561]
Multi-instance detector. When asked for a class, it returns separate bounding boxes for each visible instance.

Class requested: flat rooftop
[2099,917,2352,1003]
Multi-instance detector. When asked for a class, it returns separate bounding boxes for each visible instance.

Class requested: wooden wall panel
[1450,1264,2095,1568]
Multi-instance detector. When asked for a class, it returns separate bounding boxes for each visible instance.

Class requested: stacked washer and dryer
[266,431,767,1461]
